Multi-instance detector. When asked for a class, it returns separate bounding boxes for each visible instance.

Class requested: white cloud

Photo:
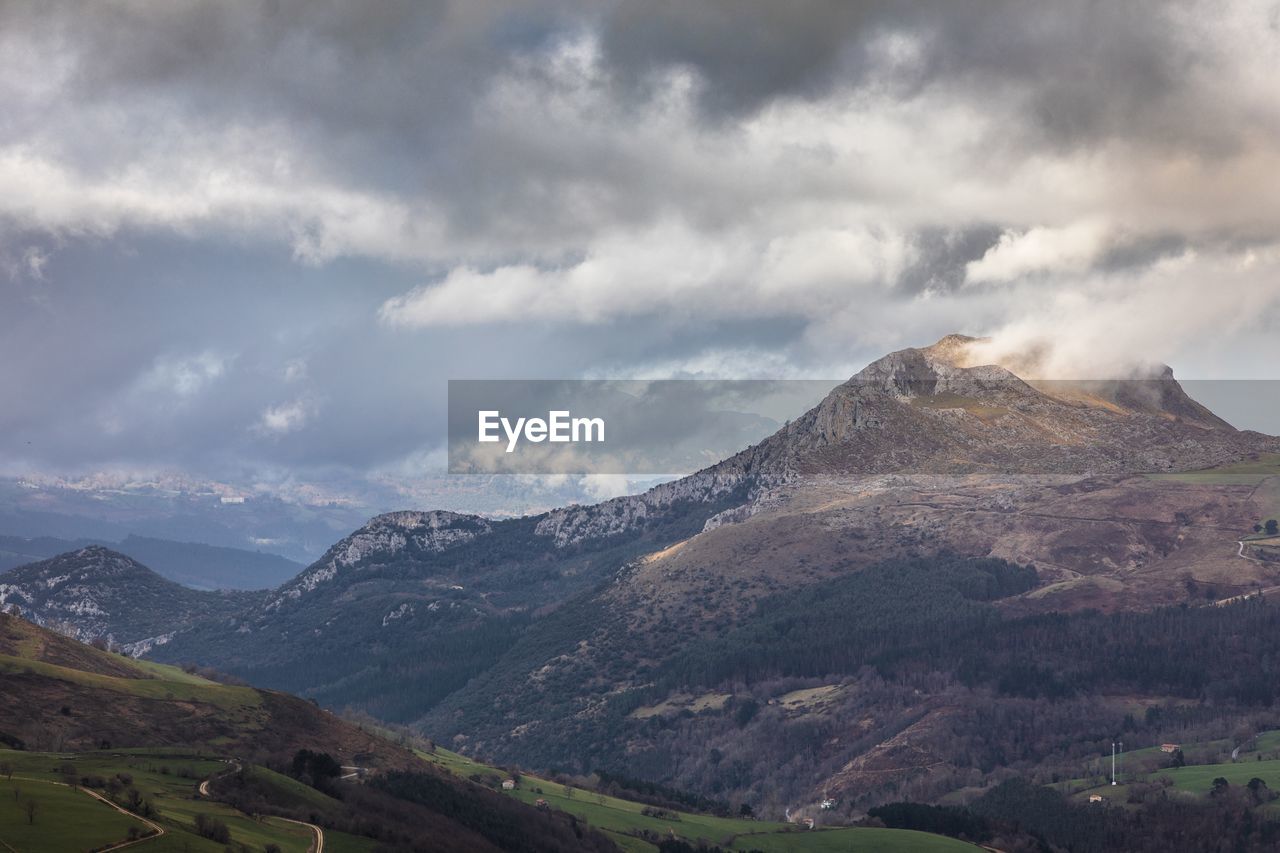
[255,398,313,435]
[579,474,633,501]
[965,222,1109,285]
[378,221,911,328]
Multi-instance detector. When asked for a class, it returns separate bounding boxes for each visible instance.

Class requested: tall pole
[1111,742,1116,785]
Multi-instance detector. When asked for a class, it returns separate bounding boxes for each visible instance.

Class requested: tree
[291,749,341,785]
[24,798,37,825]
[1248,778,1274,803]
[0,761,11,780]
[1266,519,1278,536]
[193,813,231,844]
[1211,777,1230,797]
[739,803,754,818]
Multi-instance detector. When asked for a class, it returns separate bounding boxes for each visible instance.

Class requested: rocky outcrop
[267,510,493,607]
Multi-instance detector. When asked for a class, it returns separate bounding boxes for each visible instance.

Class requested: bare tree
[0,760,11,780]
[25,797,38,825]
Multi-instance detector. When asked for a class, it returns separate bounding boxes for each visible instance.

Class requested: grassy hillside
[0,611,416,765]
[0,612,623,852]
[0,749,318,853]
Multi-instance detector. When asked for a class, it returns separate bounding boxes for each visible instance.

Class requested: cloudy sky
[3,0,1280,499]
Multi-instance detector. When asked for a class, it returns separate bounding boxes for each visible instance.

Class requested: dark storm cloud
[598,1,1205,147]
[896,226,1003,295]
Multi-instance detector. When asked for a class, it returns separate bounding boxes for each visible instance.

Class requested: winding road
[198,761,325,853]
[273,816,324,853]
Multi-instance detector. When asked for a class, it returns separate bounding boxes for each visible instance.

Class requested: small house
[502,779,516,790]
[1089,795,1106,803]
[535,798,549,810]
[1160,743,1181,753]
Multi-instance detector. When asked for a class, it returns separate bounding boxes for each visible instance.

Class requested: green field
[0,777,143,853]
[1064,730,1280,813]
[1152,758,1280,794]
[0,749,335,853]
[1146,453,1280,486]
[731,827,983,852]
[421,748,978,852]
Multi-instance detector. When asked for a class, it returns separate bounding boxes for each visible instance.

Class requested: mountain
[0,546,262,654]
[79,335,1280,817]
[150,498,745,720]
[0,533,304,589]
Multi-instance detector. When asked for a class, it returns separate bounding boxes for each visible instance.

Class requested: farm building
[1160,743,1181,753]
[502,779,516,790]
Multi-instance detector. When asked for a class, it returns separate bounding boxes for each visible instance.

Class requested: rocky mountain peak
[846,335,1026,400]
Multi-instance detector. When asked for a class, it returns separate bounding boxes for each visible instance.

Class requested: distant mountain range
[0,470,693,565]
[8,334,1280,820]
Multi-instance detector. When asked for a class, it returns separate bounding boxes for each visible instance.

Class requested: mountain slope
[0,546,261,653]
[0,610,620,853]
[0,608,415,765]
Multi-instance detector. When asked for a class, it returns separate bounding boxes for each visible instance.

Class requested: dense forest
[661,556,1280,708]
[658,555,1038,689]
